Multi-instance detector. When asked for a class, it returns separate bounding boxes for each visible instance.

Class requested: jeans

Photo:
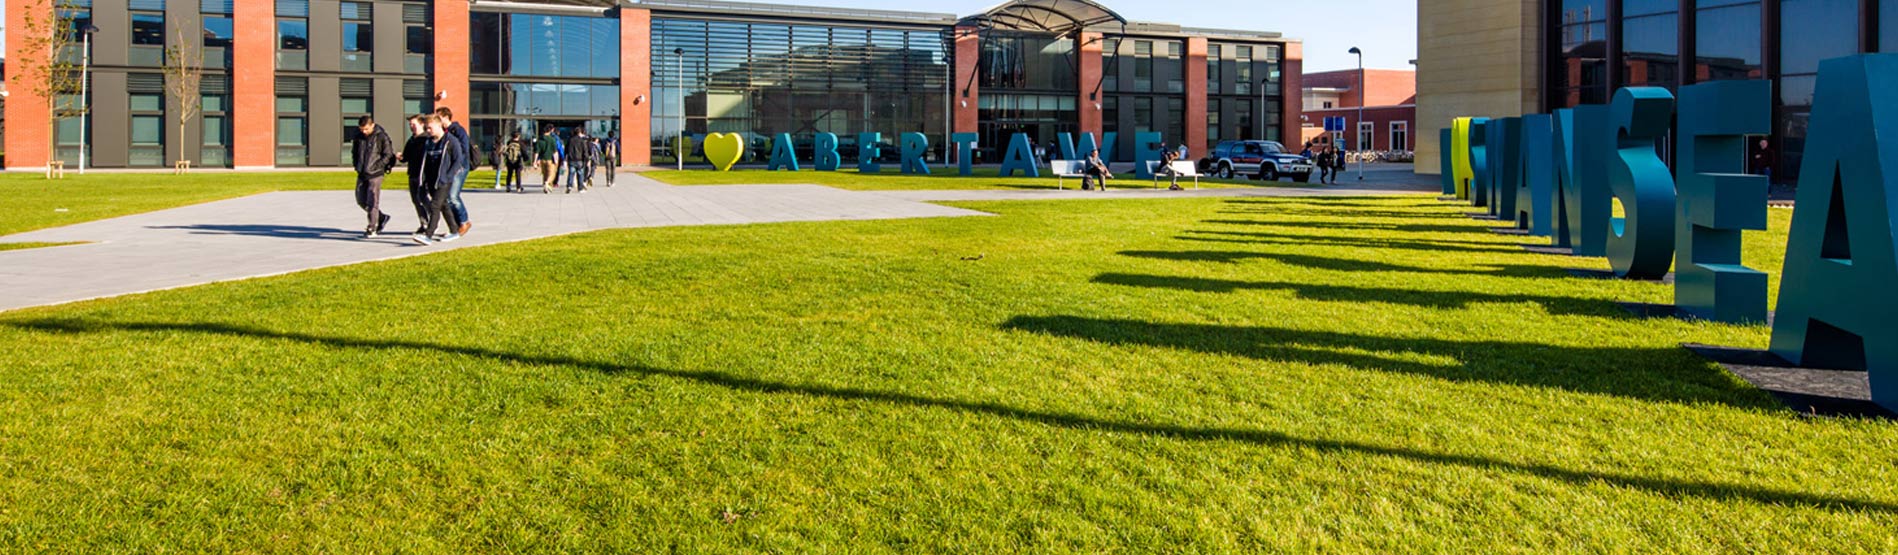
[354,174,384,231]
[567,162,591,190]
[447,167,470,224]
[423,179,459,236]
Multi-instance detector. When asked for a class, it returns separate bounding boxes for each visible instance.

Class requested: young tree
[162,22,204,172]
[8,0,84,176]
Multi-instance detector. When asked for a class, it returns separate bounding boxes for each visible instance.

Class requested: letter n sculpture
[1770,54,1898,412]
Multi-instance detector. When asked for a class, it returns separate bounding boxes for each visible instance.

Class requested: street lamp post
[1258,78,1267,141]
[1349,46,1364,180]
[79,23,99,175]
[675,47,685,171]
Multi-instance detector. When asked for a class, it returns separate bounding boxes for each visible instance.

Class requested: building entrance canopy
[959,0,1126,35]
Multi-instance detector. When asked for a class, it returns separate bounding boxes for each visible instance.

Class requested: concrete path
[0,174,984,313]
[0,172,1432,313]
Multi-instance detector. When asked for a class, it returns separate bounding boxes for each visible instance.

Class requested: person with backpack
[412,114,466,246]
[534,126,561,194]
[502,132,526,193]
[601,131,620,187]
[351,115,397,238]
[566,129,596,194]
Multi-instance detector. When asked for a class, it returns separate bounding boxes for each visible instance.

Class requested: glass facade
[650,17,948,165]
[470,11,622,166]
[978,33,1078,158]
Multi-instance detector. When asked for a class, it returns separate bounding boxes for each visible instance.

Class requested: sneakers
[458,221,472,235]
[439,233,462,243]
[377,214,391,233]
[411,233,433,245]
[365,229,380,238]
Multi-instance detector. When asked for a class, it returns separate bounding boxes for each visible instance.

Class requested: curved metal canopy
[961,0,1127,35]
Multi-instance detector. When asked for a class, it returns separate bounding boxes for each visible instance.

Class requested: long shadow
[6,317,1890,514]
[147,224,368,241]
[1115,251,1561,278]
[1176,231,1529,255]
[1201,219,1494,235]
[1216,208,1468,220]
[1092,272,1616,316]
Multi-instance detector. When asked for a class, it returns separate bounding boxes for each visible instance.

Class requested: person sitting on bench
[1156,146,1184,190]
[1083,148,1113,191]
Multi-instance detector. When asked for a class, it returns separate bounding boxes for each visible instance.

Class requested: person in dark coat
[398,114,431,235]
[412,114,467,246]
[435,107,474,237]
[351,115,397,238]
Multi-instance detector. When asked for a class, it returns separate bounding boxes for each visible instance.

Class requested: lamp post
[1257,78,1267,141]
[79,23,99,174]
[1349,46,1364,180]
[674,47,685,171]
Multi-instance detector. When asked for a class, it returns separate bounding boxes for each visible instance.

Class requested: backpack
[503,141,523,165]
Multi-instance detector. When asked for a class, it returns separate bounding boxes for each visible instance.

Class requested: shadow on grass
[1201,219,1494,235]
[7,317,1882,514]
[1091,272,1615,315]
[1218,208,1468,220]
[1175,231,1529,255]
[1116,251,1562,278]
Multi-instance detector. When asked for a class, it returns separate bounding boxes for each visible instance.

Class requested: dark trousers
[505,164,524,190]
[602,159,616,185]
[1319,166,1334,183]
[423,180,460,236]
[355,174,384,231]
[407,176,430,229]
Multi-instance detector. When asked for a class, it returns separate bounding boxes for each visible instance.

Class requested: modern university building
[1,0,1304,171]
[1416,0,1898,183]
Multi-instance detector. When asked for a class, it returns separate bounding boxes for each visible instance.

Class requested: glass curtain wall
[1695,1,1762,82]
[1779,0,1860,180]
[1621,0,1679,91]
[469,11,621,167]
[651,18,948,165]
[977,32,1077,159]
[1554,0,1608,107]
[1204,41,1283,145]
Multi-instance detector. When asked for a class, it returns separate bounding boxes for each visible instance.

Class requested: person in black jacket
[435,107,474,237]
[413,114,467,246]
[351,115,397,238]
[398,114,431,235]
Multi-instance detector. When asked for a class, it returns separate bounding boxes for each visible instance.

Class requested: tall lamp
[1349,46,1364,180]
[78,23,99,174]
[674,47,685,171]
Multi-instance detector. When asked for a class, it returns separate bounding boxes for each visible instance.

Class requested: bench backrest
[1050,160,1085,175]
[1145,160,1200,176]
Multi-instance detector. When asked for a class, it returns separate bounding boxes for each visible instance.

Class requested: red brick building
[1299,68,1415,153]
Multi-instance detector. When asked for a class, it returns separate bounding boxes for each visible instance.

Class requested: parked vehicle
[1201,140,1314,182]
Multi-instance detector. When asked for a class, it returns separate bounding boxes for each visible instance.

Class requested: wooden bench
[46,161,65,179]
[1147,160,1201,189]
[1049,159,1085,190]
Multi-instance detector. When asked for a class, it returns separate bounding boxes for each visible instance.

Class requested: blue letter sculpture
[1555,105,1613,256]
[1605,87,1678,280]
[1487,117,1521,220]
[814,132,840,171]
[1770,54,1898,411]
[1058,133,1079,160]
[858,132,882,173]
[1516,114,1554,235]
[1468,118,1490,207]
[1133,132,1164,180]
[999,132,1040,177]
[1440,127,1456,196]
[768,133,799,171]
[1675,80,1772,323]
[952,132,978,176]
[900,132,931,175]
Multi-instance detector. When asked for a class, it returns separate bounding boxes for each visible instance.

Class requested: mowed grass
[642,166,1310,190]
[1,196,1893,551]
[0,170,502,238]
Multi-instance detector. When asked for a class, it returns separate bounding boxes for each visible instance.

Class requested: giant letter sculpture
[858,132,882,173]
[814,133,841,171]
[1440,127,1456,196]
[999,132,1040,177]
[1555,105,1613,256]
[1675,80,1772,323]
[1467,118,1490,207]
[1770,54,1898,412]
[1133,132,1164,180]
[768,133,800,171]
[1488,117,1522,220]
[901,132,931,175]
[1517,114,1554,235]
[1605,87,1678,280]
[952,132,978,176]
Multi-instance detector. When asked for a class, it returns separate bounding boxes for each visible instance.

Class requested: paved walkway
[0,173,1431,313]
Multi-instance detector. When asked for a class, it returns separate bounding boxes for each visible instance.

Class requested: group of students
[349,107,477,246]
[493,127,620,194]
[1302,141,1351,184]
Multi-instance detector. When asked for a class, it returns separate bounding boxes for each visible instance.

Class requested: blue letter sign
[952,132,978,176]
[814,132,841,171]
[1517,114,1554,235]
[858,132,882,173]
[1488,117,1521,220]
[1770,55,1898,411]
[900,132,931,175]
[1133,132,1164,180]
[768,133,799,171]
[1468,118,1490,207]
[1675,80,1771,323]
[999,132,1040,177]
[1605,87,1677,280]
[1440,127,1456,196]
[1555,105,1613,256]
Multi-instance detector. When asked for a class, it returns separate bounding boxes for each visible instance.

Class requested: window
[1697,1,1761,82]
[342,1,372,72]
[341,91,371,166]
[1357,121,1374,152]
[1236,100,1251,140]
[1133,40,1153,92]
[130,85,165,167]
[1323,101,1333,109]
[1553,0,1610,107]
[277,91,308,166]
[1207,98,1221,144]
[1620,0,1679,91]
[1165,41,1183,93]
[1235,46,1253,95]
[203,17,233,47]
[278,0,311,71]
[1390,121,1409,152]
[131,12,164,46]
[1101,37,1120,91]
[405,3,431,74]
[1207,44,1221,94]
[130,5,165,66]
[471,13,621,79]
[1780,0,1860,182]
[1133,97,1153,135]
[1166,97,1183,148]
[202,80,231,167]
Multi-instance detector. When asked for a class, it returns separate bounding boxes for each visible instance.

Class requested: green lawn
[1,196,1891,551]
[0,170,502,239]
[641,167,1312,190]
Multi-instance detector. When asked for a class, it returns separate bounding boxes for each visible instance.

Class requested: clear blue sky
[735,0,1419,72]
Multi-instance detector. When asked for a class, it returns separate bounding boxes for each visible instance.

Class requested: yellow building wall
[1414,0,1541,175]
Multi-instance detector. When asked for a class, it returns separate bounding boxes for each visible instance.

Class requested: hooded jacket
[352,124,396,178]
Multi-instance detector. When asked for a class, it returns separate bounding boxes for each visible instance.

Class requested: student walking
[566,129,596,193]
[534,126,561,194]
[1331,144,1348,183]
[502,133,526,192]
[435,107,473,236]
[400,114,431,235]
[413,115,467,246]
[601,131,619,187]
[351,115,397,238]
[1317,146,1336,184]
